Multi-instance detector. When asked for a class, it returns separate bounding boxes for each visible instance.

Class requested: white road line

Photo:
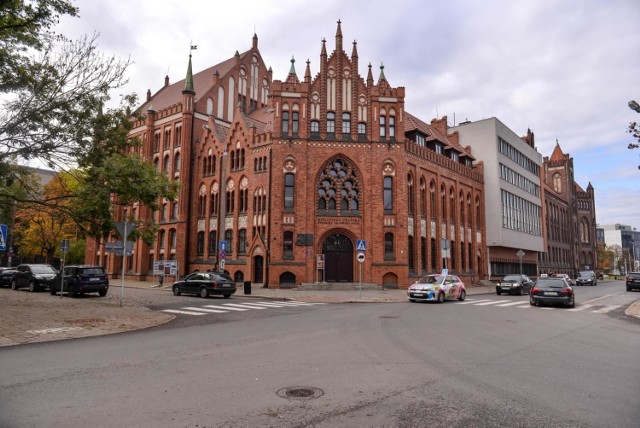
[567,304,594,312]
[242,302,289,308]
[222,303,267,310]
[473,300,511,306]
[266,301,322,306]
[580,293,618,306]
[592,305,621,314]
[182,306,228,314]
[456,299,491,305]
[162,309,207,316]
[203,304,249,311]
[496,301,530,307]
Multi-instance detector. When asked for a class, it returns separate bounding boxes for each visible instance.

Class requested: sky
[58,0,640,229]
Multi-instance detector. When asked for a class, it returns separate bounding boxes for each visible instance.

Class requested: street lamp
[629,100,640,113]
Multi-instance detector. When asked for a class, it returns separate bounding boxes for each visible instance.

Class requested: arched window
[379,115,386,137]
[407,174,415,215]
[389,114,395,138]
[284,173,294,211]
[172,201,178,220]
[238,229,247,254]
[441,185,446,218]
[225,229,233,254]
[384,176,393,213]
[429,181,436,220]
[553,173,562,193]
[357,123,366,140]
[196,232,204,255]
[327,112,335,134]
[198,194,206,218]
[342,112,351,134]
[163,155,170,173]
[420,177,427,217]
[174,152,181,173]
[240,149,245,169]
[281,110,289,135]
[311,120,320,137]
[208,230,217,254]
[169,229,176,249]
[292,111,299,136]
[158,229,166,252]
[317,156,360,214]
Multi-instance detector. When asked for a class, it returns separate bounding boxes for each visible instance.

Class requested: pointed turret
[336,19,343,52]
[304,59,311,83]
[351,40,358,73]
[285,56,300,84]
[550,139,565,162]
[367,62,373,87]
[182,53,195,95]
[252,32,258,49]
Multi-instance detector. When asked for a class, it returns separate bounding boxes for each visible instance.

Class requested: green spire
[379,62,386,81]
[289,56,296,75]
[183,53,195,95]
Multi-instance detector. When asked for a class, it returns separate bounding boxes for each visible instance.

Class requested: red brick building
[86,22,487,288]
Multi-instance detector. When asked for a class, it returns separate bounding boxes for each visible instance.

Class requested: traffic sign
[61,239,70,253]
[357,253,365,263]
[219,240,227,251]
[219,249,226,259]
[0,224,6,251]
[356,239,366,252]
[516,249,525,258]
[114,221,136,240]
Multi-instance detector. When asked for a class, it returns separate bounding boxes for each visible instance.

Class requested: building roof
[404,111,474,159]
[550,140,566,162]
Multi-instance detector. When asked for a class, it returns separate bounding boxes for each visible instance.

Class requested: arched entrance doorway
[253,255,264,284]
[322,233,354,282]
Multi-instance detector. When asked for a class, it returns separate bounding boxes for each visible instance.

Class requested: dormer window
[435,144,443,155]
[450,151,459,162]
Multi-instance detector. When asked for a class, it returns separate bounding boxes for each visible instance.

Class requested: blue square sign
[0,224,7,251]
[356,239,366,252]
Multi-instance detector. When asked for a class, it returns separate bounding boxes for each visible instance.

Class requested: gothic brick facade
[85,22,487,288]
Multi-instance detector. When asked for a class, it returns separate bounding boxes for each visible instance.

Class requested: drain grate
[276,386,324,401]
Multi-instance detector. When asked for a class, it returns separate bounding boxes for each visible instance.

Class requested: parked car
[496,274,533,295]
[554,273,575,286]
[11,264,59,292]
[50,265,109,297]
[407,274,466,303]
[530,275,575,308]
[626,272,640,292]
[0,267,18,287]
[575,270,597,286]
[172,271,236,298]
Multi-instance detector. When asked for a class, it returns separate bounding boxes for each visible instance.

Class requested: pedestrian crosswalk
[161,300,326,316]
[453,298,622,314]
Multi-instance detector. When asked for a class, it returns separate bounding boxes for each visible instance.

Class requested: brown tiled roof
[550,141,565,161]
[245,107,273,133]
[404,112,474,158]
[138,49,251,113]
[574,182,585,193]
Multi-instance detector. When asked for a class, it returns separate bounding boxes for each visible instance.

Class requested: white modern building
[451,118,544,278]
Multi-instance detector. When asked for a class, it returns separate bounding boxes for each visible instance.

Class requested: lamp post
[628,100,640,113]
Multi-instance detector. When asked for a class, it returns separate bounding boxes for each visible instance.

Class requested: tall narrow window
[174,152,181,173]
[284,173,294,211]
[238,229,247,254]
[379,115,386,137]
[327,112,335,134]
[196,232,204,255]
[389,115,395,138]
[553,173,562,193]
[408,235,415,271]
[383,176,393,212]
[292,112,299,136]
[208,230,217,254]
[158,229,166,252]
[169,229,176,249]
[420,177,426,217]
[311,120,319,137]
[384,232,394,258]
[283,231,293,259]
[342,112,351,134]
[225,230,233,255]
[281,111,289,135]
[407,174,415,215]
[358,123,366,140]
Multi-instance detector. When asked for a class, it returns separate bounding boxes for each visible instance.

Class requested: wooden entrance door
[323,233,353,282]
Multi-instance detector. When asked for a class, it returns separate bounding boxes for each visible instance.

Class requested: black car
[11,264,59,292]
[0,267,18,287]
[530,275,575,308]
[172,272,236,298]
[627,272,640,292]
[576,270,597,286]
[496,274,533,295]
[50,265,109,297]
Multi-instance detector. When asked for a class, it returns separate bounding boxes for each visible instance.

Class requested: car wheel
[50,286,57,295]
[10,280,18,290]
[69,285,79,298]
[409,298,416,302]
[437,292,445,303]
[496,290,502,295]
[223,294,231,299]
[458,290,466,301]
[567,296,575,308]
[518,286,524,296]
[199,287,209,298]
[28,280,38,292]
[172,285,181,296]
[627,287,631,292]
[530,298,536,306]
[98,288,107,297]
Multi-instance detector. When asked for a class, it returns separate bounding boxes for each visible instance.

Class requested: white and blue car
[407,274,467,303]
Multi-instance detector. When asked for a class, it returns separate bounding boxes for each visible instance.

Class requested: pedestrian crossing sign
[0,224,6,251]
[356,239,366,252]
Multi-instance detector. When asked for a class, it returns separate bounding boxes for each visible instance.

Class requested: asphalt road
[0,281,638,427]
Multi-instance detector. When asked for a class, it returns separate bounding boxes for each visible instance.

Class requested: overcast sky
[59,0,640,229]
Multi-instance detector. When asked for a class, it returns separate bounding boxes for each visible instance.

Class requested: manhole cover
[276,386,324,401]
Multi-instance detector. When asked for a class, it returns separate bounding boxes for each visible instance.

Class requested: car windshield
[417,275,442,284]
[578,272,593,278]
[31,265,56,274]
[502,275,521,281]
[536,279,567,288]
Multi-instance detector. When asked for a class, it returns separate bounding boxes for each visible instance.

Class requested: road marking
[592,305,621,314]
[222,303,268,310]
[162,309,207,316]
[581,294,617,306]
[473,300,511,306]
[204,304,249,311]
[27,327,84,334]
[496,301,530,307]
[182,306,228,314]
[241,302,290,308]
[567,304,594,312]
[456,299,491,305]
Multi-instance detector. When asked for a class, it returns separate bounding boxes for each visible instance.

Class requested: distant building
[539,142,597,275]
[85,22,488,287]
[451,119,543,278]
[599,223,640,273]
